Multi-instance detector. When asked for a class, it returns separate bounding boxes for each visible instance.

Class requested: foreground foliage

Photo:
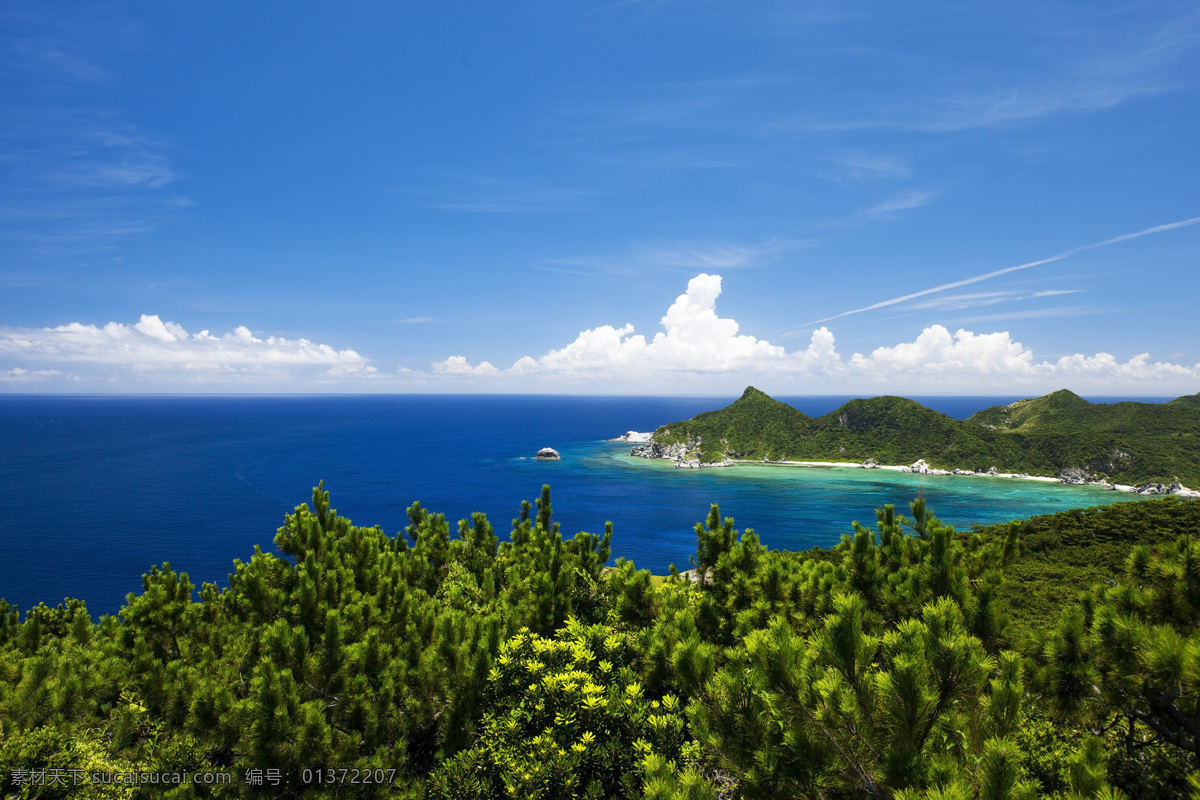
[1,487,1198,799]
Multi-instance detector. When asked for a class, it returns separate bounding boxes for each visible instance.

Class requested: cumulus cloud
[1050,351,1199,382]
[436,273,841,385]
[851,326,1036,377]
[5,282,1198,395]
[0,314,375,387]
[846,324,1200,392]
[433,356,498,375]
[434,274,1200,394]
[449,274,802,380]
[133,314,188,342]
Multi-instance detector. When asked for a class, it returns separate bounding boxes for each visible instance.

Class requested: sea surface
[0,394,1171,616]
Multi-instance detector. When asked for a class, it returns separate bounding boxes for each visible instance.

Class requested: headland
[623,386,1200,496]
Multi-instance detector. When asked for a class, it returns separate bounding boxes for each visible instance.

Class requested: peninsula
[631,386,1200,489]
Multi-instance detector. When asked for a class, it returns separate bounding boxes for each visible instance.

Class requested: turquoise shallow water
[0,394,1160,615]
[591,443,1134,544]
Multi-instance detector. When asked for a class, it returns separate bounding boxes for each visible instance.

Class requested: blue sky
[2,1,1198,394]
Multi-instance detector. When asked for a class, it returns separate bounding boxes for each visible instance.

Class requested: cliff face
[630,437,734,469]
[630,440,694,461]
[631,386,1200,485]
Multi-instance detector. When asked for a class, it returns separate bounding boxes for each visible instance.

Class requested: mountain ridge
[636,386,1200,485]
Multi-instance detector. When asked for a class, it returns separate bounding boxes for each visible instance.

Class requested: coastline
[619,435,1200,498]
[734,458,1126,490]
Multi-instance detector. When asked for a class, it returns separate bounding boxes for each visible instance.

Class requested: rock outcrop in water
[535,447,561,460]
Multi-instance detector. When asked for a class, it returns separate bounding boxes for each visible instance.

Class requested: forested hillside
[641,386,1200,484]
[1,486,1198,799]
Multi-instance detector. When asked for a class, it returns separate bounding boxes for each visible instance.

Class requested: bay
[0,394,1168,616]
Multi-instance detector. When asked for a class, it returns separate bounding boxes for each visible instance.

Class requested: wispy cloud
[786,9,1199,135]
[904,86,1157,134]
[1033,289,1085,298]
[0,9,181,258]
[818,151,912,183]
[1,109,177,188]
[792,62,1190,136]
[7,37,108,83]
[633,239,802,270]
[531,264,597,277]
[43,123,175,190]
[908,291,1018,311]
[809,215,1200,324]
[900,288,1091,316]
[0,366,64,382]
[952,306,1101,324]
[0,109,182,257]
[409,174,596,214]
[0,194,177,257]
[548,74,784,150]
[860,188,940,218]
[427,196,590,214]
[1086,5,1200,83]
[791,89,1104,135]
[544,237,806,276]
[590,0,673,15]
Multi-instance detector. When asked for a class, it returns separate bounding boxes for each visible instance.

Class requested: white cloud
[5,283,1198,395]
[0,367,63,382]
[908,291,1018,311]
[811,215,1200,325]
[543,238,804,276]
[425,274,833,385]
[1033,289,1085,298]
[133,314,187,342]
[839,325,1200,393]
[433,356,498,375]
[450,274,798,380]
[819,151,912,183]
[0,315,374,388]
[790,6,1200,138]
[634,240,799,271]
[1050,351,1199,383]
[954,306,1097,324]
[861,189,940,217]
[850,326,1036,378]
[431,274,1200,394]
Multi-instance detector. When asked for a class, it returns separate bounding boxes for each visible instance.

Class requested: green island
[633,386,1200,488]
[2,485,1198,799]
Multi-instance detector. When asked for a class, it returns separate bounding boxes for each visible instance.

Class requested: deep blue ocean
[0,394,1169,616]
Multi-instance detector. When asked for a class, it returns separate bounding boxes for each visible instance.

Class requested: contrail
[807,215,1200,325]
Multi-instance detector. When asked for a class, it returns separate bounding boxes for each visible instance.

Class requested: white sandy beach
[750,458,1059,482]
[729,459,1200,497]
[620,431,1200,497]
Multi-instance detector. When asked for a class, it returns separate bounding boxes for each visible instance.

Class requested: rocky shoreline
[629,437,736,469]
[607,431,654,444]
[625,437,1200,497]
